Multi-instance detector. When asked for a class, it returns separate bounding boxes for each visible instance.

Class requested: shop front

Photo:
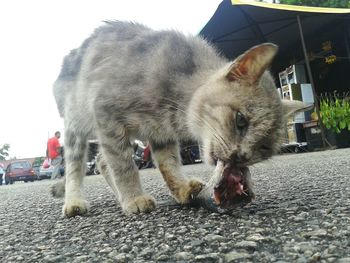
[200,0,350,151]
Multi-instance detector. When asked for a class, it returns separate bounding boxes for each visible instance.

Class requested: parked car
[86,158,99,175]
[132,140,154,169]
[0,165,4,185]
[38,163,64,180]
[180,141,202,165]
[86,141,100,175]
[32,164,41,178]
[5,161,37,184]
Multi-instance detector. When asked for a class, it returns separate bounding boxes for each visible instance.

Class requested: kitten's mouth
[213,163,252,208]
[194,160,254,212]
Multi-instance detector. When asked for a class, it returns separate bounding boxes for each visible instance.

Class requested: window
[11,161,31,170]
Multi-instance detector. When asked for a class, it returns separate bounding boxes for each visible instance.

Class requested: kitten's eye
[236,111,248,130]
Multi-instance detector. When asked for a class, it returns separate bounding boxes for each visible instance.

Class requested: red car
[5,161,37,184]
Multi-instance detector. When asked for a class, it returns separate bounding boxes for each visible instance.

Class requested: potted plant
[320,93,350,148]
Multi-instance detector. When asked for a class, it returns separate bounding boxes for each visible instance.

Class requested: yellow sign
[325,55,337,64]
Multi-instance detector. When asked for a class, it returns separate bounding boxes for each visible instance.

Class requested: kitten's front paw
[176,179,204,204]
[122,195,156,214]
[63,198,89,218]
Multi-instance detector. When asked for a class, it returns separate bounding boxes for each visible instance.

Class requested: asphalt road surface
[1,148,349,263]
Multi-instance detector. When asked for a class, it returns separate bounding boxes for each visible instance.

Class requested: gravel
[0,148,349,262]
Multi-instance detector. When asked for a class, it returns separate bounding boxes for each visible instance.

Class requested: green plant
[320,94,350,133]
[0,144,10,160]
[33,156,45,166]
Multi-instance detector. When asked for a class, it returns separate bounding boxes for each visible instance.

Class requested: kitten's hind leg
[51,176,66,198]
[98,134,155,214]
[151,141,204,204]
[62,131,89,217]
[95,152,120,200]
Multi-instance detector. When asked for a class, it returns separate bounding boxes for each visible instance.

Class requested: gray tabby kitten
[53,21,309,217]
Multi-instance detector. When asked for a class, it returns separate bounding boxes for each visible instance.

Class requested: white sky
[0,0,222,159]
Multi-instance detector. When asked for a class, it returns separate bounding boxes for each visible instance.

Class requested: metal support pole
[344,22,350,65]
[296,15,327,148]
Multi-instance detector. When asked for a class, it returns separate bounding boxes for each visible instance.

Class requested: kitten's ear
[226,43,278,84]
[282,100,314,116]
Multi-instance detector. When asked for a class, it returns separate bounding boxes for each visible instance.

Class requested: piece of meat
[193,160,254,212]
[213,164,247,206]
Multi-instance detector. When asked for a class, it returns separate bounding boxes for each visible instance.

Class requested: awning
[200,0,350,66]
[232,0,350,13]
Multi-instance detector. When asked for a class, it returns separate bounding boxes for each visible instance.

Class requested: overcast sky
[0,0,222,159]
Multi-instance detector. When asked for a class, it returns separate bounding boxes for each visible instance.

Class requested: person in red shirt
[47,131,62,179]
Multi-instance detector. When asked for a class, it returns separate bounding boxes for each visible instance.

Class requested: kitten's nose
[231,153,248,164]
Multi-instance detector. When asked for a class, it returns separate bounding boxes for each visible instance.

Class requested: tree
[0,144,10,160]
[33,156,45,166]
[279,0,350,8]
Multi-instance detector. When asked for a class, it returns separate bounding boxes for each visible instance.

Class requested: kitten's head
[189,43,312,167]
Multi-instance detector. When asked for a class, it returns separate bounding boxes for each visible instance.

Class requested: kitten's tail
[51,177,66,198]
